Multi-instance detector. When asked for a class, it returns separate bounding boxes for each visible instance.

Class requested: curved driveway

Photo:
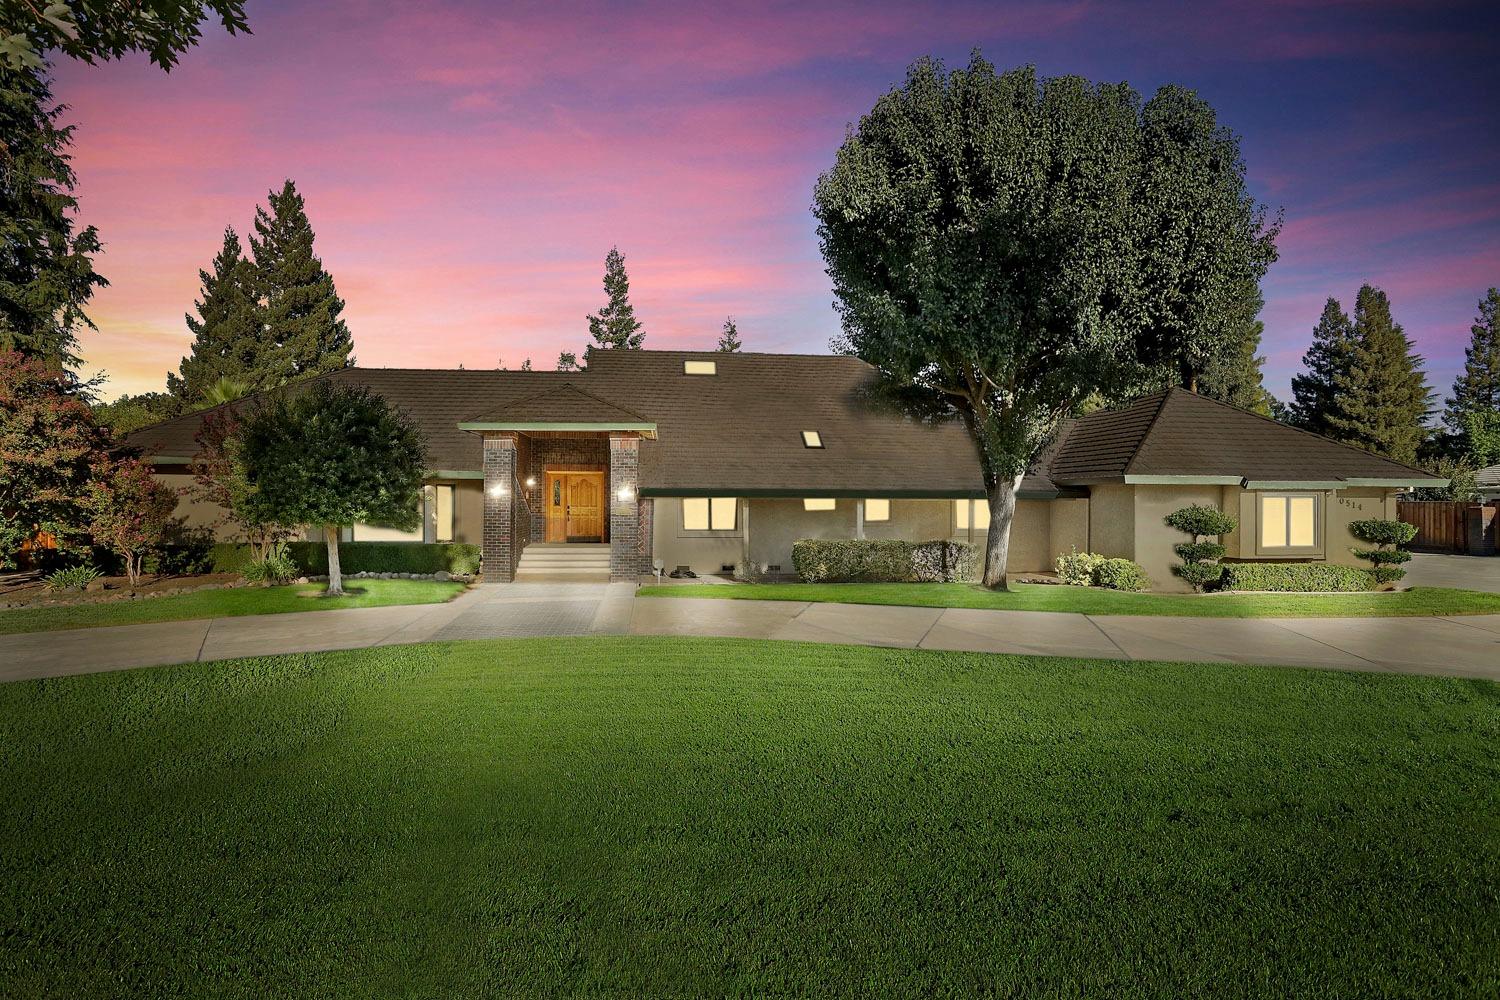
[4,582,1498,684]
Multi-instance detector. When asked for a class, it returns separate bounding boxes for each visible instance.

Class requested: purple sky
[56,0,1500,405]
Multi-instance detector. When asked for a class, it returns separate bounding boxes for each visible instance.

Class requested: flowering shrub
[82,457,178,588]
[1054,547,1104,586]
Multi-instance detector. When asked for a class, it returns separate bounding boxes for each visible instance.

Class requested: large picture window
[953,499,990,531]
[1259,493,1318,550]
[682,497,737,531]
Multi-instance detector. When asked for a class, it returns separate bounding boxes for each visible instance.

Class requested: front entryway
[514,542,611,582]
[544,471,606,542]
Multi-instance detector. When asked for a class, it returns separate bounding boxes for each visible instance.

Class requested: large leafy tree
[238,382,425,595]
[587,246,644,349]
[813,56,1278,588]
[1445,287,1500,436]
[1325,284,1432,465]
[1198,280,1273,415]
[1289,297,1355,436]
[0,69,106,371]
[189,409,293,560]
[93,390,184,434]
[250,180,354,383]
[169,226,265,402]
[0,350,111,566]
[0,1,248,72]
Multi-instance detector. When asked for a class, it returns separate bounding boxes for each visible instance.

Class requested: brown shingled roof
[1049,387,1441,485]
[461,382,649,426]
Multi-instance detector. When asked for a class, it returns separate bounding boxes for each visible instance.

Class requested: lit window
[682,497,737,531]
[865,499,890,522]
[953,500,990,530]
[434,484,455,543]
[801,431,823,448]
[1259,494,1317,549]
[803,498,836,511]
[684,360,717,375]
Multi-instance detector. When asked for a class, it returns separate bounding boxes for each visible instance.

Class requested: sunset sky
[55,0,1500,404]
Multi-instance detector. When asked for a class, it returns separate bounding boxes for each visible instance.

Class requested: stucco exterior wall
[651,496,746,575]
[1048,498,1089,566]
[1234,486,1397,568]
[152,471,238,541]
[1088,484,1135,561]
[1132,484,1227,593]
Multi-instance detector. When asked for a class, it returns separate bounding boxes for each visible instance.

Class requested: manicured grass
[1,637,1495,997]
[639,581,1500,617]
[0,578,466,635]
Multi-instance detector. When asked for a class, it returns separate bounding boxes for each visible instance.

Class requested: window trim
[1256,491,1322,554]
[953,499,990,532]
[680,496,739,534]
[801,431,824,449]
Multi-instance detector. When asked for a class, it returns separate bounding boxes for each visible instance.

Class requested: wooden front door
[544,471,606,542]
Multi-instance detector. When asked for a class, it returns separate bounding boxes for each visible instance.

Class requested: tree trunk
[324,524,343,596]
[981,475,1021,590]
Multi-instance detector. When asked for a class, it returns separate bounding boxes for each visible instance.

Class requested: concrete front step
[513,568,612,581]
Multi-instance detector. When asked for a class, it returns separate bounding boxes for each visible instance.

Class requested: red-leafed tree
[82,456,178,587]
[0,351,112,567]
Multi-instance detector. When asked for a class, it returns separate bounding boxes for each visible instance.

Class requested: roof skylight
[801,431,823,448]
[684,360,717,375]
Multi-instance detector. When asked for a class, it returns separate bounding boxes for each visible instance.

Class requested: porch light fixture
[801,431,823,448]
[488,483,508,498]
[524,476,536,488]
[617,485,635,502]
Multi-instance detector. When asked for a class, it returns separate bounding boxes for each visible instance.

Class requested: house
[1478,465,1500,503]
[127,348,1445,590]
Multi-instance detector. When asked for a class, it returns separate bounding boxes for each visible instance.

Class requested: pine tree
[586,247,644,349]
[1198,282,1271,414]
[520,357,532,371]
[250,179,354,382]
[1445,287,1500,433]
[0,68,107,372]
[1325,284,1432,465]
[556,351,580,371]
[716,317,742,353]
[1289,297,1355,435]
[168,226,265,401]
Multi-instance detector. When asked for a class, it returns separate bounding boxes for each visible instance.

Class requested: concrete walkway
[4,584,1498,683]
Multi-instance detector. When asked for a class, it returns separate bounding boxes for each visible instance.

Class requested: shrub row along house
[127,348,1444,590]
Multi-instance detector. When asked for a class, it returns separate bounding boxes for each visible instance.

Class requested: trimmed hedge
[1093,557,1149,592]
[792,539,976,584]
[1219,562,1381,593]
[183,541,481,577]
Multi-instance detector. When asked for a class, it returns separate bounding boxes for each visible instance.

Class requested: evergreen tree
[93,391,184,434]
[716,317,742,353]
[1198,281,1272,414]
[0,68,107,371]
[1325,285,1432,465]
[1444,287,1500,433]
[556,351,580,371]
[168,226,265,401]
[586,247,644,349]
[520,357,532,371]
[250,179,353,382]
[1289,297,1355,435]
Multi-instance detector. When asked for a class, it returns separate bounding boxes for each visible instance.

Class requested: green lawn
[1,638,1495,997]
[0,578,466,635]
[640,581,1500,617]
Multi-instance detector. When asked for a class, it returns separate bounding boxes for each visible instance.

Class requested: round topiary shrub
[1165,504,1238,592]
[1164,505,1238,539]
[1348,518,1418,586]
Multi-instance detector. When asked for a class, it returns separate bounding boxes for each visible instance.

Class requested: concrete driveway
[1403,553,1500,593]
[4,584,1498,685]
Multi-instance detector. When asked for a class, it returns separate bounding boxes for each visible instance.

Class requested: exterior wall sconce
[524,477,536,488]
[488,483,508,498]
[616,485,634,502]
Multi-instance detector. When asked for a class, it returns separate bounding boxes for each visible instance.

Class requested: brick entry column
[608,433,642,581]
[482,432,517,583]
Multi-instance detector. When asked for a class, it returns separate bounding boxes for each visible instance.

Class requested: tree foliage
[556,351,580,372]
[1289,297,1355,436]
[189,409,294,560]
[82,456,177,586]
[0,68,106,371]
[250,180,354,384]
[587,246,644,350]
[1324,285,1431,465]
[0,350,110,567]
[169,226,265,402]
[237,382,425,594]
[716,317,742,353]
[1445,287,1500,435]
[813,55,1277,587]
[93,390,184,435]
[1198,280,1273,415]
[0,0,248,72]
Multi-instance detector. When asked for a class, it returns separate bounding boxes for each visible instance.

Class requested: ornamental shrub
[195,541,481,576]
[1348,518,1417,585]
[1092,557,1148,592]
[1054,547,1105,586]
[1219,562,1379,592]
[240,541,299,585]
[1165,503,1238,591]
[45,563,101,592]
[913,540,978,582]
[792,539,976,583]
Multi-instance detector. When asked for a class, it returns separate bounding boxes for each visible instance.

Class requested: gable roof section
[458,382,654,432]
[1050,387,1444,487]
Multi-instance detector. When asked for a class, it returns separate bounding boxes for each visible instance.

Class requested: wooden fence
[1397,501,1497,555]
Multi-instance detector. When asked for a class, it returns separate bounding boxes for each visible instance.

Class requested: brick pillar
[609,434,641,581]
[482,433,517,583]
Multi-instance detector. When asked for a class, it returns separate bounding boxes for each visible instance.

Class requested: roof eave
[1122,475,1243,485]
[457,421,658,439]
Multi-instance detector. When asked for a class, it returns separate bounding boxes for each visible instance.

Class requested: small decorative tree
[1348,518,1417,587]
[1165,504,1238,591]
[83,457,179,588]
[238,382,426,595]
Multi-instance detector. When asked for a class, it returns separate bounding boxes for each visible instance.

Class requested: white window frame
[681,496,738,533]
[1257,492,1321,554]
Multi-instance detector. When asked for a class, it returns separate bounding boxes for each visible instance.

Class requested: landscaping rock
[85,579,105,592]
[434,570,450,582]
